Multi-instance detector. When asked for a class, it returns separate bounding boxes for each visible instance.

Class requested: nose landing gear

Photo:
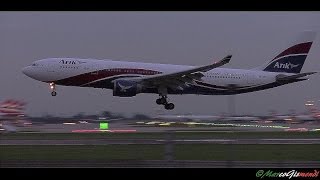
[50,82,57,96]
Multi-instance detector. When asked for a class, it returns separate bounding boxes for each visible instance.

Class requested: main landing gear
[156,95,175,110]
[156,87,174,110]
[50,82,57,96]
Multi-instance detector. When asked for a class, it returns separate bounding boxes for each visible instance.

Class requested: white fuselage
[22,58,298,95]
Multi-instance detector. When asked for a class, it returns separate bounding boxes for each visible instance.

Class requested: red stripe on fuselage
[54,68,161,86]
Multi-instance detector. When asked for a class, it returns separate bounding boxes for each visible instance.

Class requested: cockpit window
[31,63,38,66]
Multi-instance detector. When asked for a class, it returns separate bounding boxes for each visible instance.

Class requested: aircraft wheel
[156,98,162,105]
[156,97,167,105]
[51,91,57,96]
[165,103,174,110]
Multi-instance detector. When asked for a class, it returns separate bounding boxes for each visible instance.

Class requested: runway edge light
[100,122,108,130]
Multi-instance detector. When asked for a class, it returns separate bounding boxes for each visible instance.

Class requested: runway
[2,120,320,133]
[2,122,319,168]
[1,138,320,145]
[1,160,319,168]
[2,131,319,168]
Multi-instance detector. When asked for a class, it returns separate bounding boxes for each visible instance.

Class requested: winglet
[199,55,232,72]
[216,55,232,65]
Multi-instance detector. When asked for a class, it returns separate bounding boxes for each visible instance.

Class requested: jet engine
[113,80,141,97]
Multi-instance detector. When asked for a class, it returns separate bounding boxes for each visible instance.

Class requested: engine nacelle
[113,80,140,97]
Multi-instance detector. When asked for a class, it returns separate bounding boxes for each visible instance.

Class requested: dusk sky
[1,12,319,117]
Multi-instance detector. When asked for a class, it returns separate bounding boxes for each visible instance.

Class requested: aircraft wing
[131,55,232,90]
[276,72,317,82]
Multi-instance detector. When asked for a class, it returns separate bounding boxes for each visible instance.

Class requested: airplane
[22,31,317,110]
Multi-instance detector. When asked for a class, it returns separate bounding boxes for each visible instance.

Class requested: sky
[1,11,319,117]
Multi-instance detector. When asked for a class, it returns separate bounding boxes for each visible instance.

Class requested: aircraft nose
[22,66,32,77]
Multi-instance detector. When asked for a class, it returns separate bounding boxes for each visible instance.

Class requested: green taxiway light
[100,122,109,130]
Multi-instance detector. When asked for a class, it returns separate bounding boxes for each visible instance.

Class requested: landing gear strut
[156,86,175,110]
[156,95,175,110]
[50,82,57,96]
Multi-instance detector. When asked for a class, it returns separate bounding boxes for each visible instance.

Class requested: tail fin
[254,31,316,73]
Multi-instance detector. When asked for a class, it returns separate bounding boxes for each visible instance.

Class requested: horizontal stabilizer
[276,72,317,81]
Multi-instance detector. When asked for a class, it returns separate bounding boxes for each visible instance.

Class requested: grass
[174,131,320,139]
[174,144,320,161]
[1,144,319,161]
[1,131,319,140]
[0,132,165,140]
[0,145,164,160]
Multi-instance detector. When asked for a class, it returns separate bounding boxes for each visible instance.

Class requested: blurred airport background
[1,98,319,168]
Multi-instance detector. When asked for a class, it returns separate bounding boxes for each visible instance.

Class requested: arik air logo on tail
[274,62,300,69]
[263,55,307,73]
